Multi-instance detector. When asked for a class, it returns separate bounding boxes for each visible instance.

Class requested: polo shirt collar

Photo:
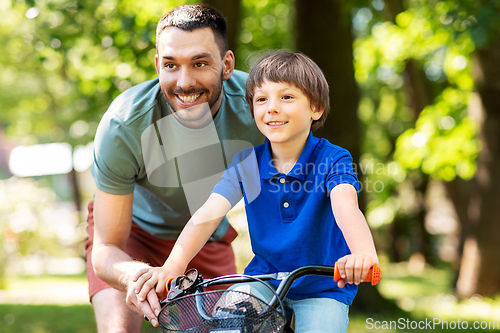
[259,132,319,180]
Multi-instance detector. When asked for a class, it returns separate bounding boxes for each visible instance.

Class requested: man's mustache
[170,87,207,95]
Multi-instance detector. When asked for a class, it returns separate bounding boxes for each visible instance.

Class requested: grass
[0,303,163,333]
[1,264,500,332]
[0,304,96,333]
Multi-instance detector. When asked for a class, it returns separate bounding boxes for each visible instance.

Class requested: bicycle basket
[158,290,285,333]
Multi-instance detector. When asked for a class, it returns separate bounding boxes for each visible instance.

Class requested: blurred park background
[1,0,500,331]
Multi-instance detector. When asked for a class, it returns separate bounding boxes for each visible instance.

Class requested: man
[86,4,263,331]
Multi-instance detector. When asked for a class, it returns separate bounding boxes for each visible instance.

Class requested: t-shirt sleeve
[212,147,259,207]
[326,148,360,195]
[91,115,139,195]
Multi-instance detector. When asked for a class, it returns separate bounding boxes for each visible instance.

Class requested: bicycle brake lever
[333,262,382,286]
[166,277,184,301]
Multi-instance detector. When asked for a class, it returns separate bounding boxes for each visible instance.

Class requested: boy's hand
[131,265,184,326]
[335,254,378,288]
[124,265,162,327]
[133,267,170,302]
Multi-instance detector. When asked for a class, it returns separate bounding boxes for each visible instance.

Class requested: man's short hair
[156,4,228,58]
[245,50,330,131]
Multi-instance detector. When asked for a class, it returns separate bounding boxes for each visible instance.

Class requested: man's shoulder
[223,70,248,97]
[106,78,161,125]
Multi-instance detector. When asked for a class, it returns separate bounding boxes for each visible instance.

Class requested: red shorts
[84,201,237,300]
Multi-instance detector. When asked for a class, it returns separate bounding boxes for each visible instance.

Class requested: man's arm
[92,188,139,289]
[91,188,160,324]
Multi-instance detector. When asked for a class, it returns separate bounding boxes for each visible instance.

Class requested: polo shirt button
[283,202,289,208]
[279,178,286,184]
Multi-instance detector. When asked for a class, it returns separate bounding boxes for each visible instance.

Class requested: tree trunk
[202,0,241,52]
[295,0,360,163]
[69,168,82,215]
[294,0,405,314]
[465,46,500,296]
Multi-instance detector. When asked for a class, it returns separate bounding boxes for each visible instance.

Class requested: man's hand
[335,254,378,288]
[125,266,163,327]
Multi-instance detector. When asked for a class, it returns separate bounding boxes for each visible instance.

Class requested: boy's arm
[135,193,233,301]
[330,184,378,287]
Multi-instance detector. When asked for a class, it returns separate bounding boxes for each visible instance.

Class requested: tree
[353,0,500,297]
[295,0,361,163]
[202,0,242,52]
[0,0,180,211]
[451,1,500,297]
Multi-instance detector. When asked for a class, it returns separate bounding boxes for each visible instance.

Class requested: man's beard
[161,71,224,128]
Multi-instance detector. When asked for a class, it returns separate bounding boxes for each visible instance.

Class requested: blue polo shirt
[212,133,359,305]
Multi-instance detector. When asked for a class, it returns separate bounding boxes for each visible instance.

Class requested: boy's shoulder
[315,137,353,158]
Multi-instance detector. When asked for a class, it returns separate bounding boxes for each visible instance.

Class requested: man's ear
[154,53,160,77]
[222,50,235,81]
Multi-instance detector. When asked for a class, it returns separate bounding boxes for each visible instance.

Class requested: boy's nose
[267,99,279,114]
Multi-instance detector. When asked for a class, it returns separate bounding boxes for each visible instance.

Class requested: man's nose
[177,67,196,90]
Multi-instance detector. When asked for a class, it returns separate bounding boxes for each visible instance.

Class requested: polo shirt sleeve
[91,115,139,195]
[326,148,360,195]
[212,147,259,207]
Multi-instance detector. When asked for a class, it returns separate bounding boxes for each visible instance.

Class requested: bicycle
[154,263,381,333]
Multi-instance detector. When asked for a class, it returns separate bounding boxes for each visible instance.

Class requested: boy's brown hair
[245,50,330,131]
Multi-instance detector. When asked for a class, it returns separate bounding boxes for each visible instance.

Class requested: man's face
[155,27,234,127]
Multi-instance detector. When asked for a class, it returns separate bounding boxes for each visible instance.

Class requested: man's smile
[177,93,202,103]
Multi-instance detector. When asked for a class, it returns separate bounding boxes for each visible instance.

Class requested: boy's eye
[255,97,266,102]
[282,95,294,100]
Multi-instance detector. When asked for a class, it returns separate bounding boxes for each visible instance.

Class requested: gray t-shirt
[91,70,264,240]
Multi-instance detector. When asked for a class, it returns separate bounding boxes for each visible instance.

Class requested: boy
[134,51,379,332]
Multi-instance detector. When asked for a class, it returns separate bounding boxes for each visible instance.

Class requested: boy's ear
[311,106,325,121]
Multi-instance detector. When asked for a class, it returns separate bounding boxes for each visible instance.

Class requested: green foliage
[394,88,478,181]
[237,0,294,70]
[0,0,187,147]
[351,0,481,233]
[0,0,294,146]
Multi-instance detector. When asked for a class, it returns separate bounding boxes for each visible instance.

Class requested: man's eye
[195,62,207,68]
[164,63,176,69]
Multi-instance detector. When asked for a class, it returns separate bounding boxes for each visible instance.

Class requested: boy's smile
[253,80,323,150]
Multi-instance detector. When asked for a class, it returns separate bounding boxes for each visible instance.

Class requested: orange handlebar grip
[333,262,381,286]
[165,277,175,292]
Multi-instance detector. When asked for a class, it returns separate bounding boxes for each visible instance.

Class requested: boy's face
[252,80,324,147]
[155,27,234,127]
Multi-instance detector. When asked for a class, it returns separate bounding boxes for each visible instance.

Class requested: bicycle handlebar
[165,264,381,308]
[155,263,382,330]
